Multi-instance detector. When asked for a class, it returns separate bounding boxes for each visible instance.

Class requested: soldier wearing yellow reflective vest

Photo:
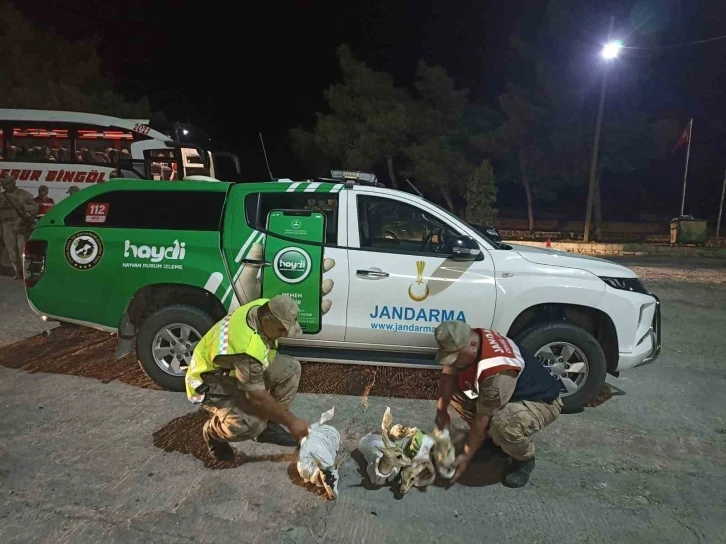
[185,294,310,460]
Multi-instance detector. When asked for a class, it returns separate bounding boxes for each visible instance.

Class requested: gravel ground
[0,275,55,348]
[1,257,725,543]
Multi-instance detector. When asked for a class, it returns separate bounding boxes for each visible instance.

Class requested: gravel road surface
[1,258,725,543]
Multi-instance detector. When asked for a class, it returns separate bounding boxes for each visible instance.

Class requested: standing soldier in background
[0,175,38,279]
[34,185,55,219]
[0,229,12,275]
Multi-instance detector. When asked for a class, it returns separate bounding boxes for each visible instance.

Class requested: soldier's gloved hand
[229,242,335,314]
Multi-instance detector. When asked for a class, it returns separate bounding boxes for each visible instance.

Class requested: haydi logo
[273,247,311,284]
[124,240,186,263]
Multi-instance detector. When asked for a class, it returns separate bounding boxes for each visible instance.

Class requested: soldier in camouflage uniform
[0,175,38,279]
[434,320,563,488]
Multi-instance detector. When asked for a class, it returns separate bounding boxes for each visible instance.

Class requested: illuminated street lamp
[584,18,618,242]
[601,40,622,60]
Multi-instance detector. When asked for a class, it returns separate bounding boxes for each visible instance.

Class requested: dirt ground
[1,257,725,543]
[0,325,441,400]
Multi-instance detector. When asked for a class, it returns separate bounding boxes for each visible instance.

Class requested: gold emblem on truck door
[408,260,430,302]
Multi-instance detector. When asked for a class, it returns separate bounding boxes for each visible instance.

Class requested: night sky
[15,0,726,222]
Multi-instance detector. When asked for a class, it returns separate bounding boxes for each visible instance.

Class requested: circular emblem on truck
[273,247,311,284]
[64,231,104,270]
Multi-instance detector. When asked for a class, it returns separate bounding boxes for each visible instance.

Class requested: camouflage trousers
[202,355,301,443]
[450,389,562,461]
[0,219,25,274]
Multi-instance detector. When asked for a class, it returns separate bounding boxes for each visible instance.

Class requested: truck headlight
[600,277,648,294]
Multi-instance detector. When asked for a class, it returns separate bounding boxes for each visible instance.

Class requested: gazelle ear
[432,427,449,441]
[334,451,347,469]
[381,407,393,430]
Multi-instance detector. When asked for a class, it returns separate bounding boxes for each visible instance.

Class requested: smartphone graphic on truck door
[262,210,326,334]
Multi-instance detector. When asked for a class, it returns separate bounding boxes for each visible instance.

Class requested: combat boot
[203,426,234,461]
[503,457,535,488]
[254,423,297,447]
[479,439,511,461]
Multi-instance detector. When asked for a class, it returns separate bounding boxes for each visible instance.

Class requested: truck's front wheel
[516,322,607,411]
[136,305,216,391]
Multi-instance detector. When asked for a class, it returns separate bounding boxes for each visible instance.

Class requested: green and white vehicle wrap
[24,176,660,409]
[25,179,342,390]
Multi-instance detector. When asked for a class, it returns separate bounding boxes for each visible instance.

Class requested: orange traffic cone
[546,238,551,248]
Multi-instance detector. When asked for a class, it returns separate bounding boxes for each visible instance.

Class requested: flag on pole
[678,118,694,216]
[673,119,692,152]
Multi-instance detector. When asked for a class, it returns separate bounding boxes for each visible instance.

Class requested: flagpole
[717,167,726,239]
[679,118,693,216]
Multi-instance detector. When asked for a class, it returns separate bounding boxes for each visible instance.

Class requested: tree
[292,47,497,221]
[403,61,472,212]
[405,138,470,212]
[465,160,498,225]
[410,61,468,140]
[473,83,552,232]
[0,4,150,117]
[508,1,680,239]
[549,112,679,237]
[291,44,414,188]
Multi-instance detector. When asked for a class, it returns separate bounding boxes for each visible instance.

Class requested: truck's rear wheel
[136,305,216,391]
[516,322,607,411]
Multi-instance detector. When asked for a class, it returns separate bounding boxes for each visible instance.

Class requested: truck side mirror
[449,235,482,261]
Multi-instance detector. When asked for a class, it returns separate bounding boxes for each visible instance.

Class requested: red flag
[673,119,692,152]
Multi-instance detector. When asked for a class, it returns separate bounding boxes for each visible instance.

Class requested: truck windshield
[425,200,502,249]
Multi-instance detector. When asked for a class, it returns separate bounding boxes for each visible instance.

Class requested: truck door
[221,183,349,343]
[345,189,497,349]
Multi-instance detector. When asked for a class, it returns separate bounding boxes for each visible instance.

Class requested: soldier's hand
[288,417,310,442]
[449,453,471,485]
[435,409,450,431]
[230,242,335,314]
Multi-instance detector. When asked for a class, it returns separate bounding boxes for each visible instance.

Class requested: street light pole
[717,167,726,239]
[584,16,615,243]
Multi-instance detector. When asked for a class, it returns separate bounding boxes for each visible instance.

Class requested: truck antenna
[405,178,424,197]
[259,132,274,180]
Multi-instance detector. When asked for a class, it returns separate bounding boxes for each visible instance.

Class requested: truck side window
[357,195,459,255]
[244,192,339,246]
[64,190,226,230]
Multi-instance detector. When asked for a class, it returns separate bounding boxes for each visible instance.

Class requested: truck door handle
[356,268,389,279]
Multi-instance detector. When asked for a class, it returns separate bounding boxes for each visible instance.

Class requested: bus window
[75,127,133,165]
[146,149,179,180]
[9,127,71,163]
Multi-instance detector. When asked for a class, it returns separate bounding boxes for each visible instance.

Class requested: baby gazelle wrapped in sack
[357,407,413,486]
[297,407,346,500]
[399,426,456,492]
[397,424,437,493]
[358,407,456,493]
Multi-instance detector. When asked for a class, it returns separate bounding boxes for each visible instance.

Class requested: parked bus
[0,109,240,204]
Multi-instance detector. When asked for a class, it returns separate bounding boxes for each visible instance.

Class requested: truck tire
[515,322,607,411]
[136,305,217,391]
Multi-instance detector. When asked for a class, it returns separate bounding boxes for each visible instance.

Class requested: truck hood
[506,243,638,278]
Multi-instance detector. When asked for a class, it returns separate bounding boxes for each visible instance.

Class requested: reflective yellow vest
[185,298,277,403]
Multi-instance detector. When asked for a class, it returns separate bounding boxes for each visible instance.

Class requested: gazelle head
[376,445,413,469]
[431,428,456,480]
[312,452,346,500]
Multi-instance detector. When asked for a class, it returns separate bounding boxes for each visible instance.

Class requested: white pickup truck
[278,178,661,410]
[26,173,660,410]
